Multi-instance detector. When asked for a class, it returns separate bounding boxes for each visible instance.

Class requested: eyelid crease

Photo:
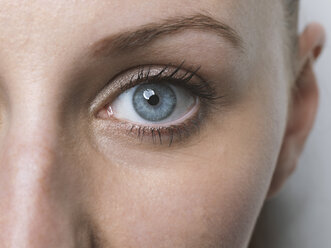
[89,63,221,115]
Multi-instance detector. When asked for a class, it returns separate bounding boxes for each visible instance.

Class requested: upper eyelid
[120,63,202,92]
[89,64,205,114]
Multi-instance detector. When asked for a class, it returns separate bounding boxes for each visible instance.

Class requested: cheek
[85,104,285,248]
[83,61,288,247]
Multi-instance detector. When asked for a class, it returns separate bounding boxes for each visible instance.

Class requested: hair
[283,0,300,83]
[285,0,299,43]
[285,0,299,29]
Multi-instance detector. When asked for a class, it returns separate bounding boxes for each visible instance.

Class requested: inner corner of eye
[96,104,113,119]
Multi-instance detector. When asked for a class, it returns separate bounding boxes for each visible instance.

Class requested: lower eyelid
[114,111,203,146]
[93,98,204,147]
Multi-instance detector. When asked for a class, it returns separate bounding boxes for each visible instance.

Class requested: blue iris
[132,83,177,122]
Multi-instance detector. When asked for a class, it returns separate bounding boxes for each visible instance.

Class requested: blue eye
[132,83,176,122]
[110,81,198,125]
[94,64,221,146]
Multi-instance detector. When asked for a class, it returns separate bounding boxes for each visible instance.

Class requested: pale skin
[0,0,326,247]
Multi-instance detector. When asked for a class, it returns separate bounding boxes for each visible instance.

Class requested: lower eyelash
[126,113,202,147]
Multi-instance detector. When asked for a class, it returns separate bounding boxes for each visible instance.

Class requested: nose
[0,108,81,247]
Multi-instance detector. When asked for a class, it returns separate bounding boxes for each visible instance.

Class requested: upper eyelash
[118,62,221,105]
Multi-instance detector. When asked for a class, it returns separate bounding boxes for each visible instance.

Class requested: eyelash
[119,62,219,104]
[97,62,224,147]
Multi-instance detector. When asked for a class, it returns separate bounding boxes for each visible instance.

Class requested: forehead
[0,1,287,108]
[0,0,281,54]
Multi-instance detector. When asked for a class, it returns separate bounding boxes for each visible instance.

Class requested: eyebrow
[89,13,244,58]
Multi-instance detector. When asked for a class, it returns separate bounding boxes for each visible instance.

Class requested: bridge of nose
[0,4,100,245]
[0,103,89,247]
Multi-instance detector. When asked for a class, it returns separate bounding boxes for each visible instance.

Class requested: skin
[0,0,326,247]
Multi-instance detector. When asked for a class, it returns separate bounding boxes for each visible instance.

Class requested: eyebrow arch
[89,13,244,58]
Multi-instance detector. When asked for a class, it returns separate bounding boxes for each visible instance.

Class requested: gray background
[252,1,331,247]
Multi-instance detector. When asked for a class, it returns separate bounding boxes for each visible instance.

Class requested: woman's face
[0,1,301,247]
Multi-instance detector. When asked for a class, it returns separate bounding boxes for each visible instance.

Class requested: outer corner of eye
[96,104,113,120]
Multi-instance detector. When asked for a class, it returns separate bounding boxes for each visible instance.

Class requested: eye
[108,82,199,125]
[94,64,221,146]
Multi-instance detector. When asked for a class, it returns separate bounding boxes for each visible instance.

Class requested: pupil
[147,94,159,106]
[143,89,160,106]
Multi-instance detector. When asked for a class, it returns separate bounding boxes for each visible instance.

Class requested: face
[0,0,300,247]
